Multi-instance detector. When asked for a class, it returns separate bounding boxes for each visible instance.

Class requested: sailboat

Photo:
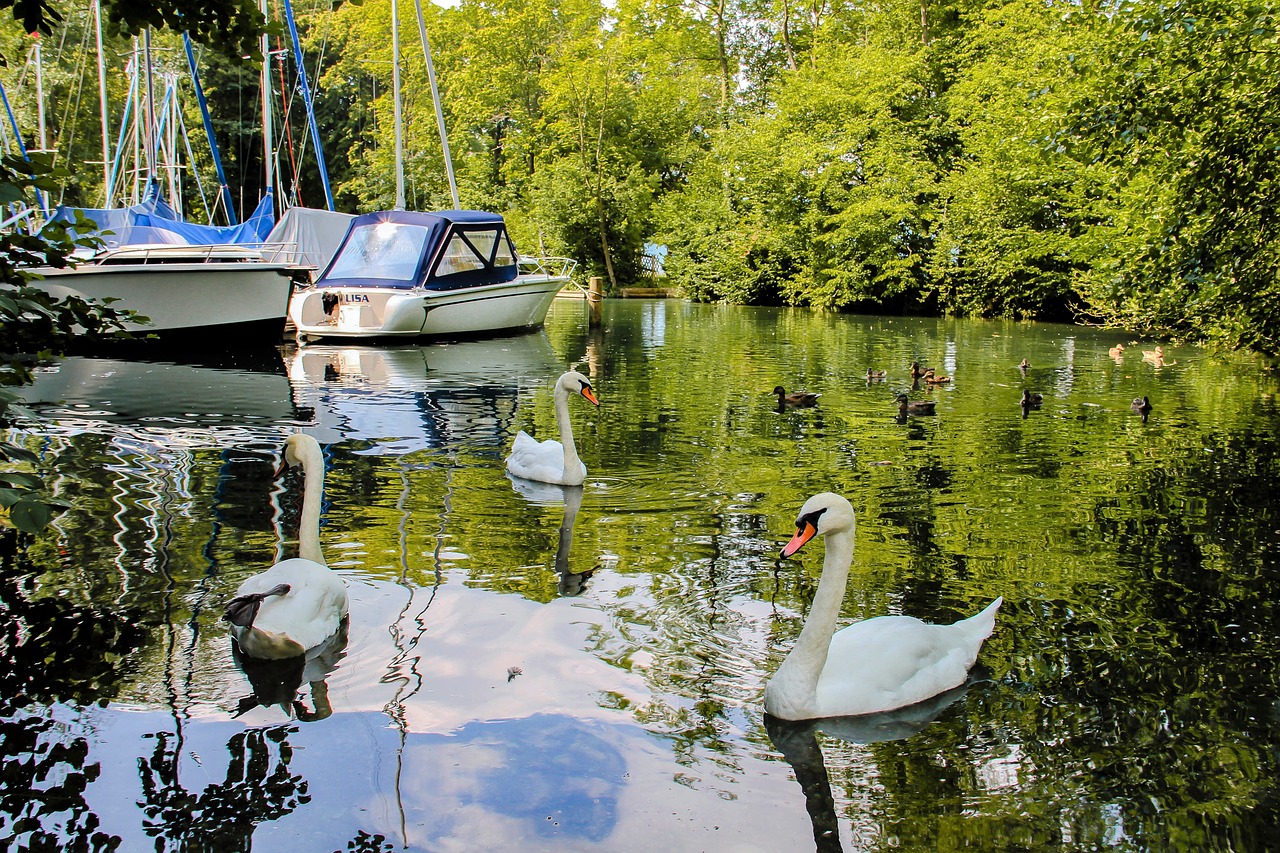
[24,18,350,345]
[286,0,575,343]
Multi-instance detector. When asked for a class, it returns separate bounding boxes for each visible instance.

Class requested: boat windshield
[327,222,429,284]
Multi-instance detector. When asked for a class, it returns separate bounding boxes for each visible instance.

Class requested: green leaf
[8,498,52,534]
[0,472,41,489]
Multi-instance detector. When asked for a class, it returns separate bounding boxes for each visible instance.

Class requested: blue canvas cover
[316,209,519,291]
[49,183,275,249]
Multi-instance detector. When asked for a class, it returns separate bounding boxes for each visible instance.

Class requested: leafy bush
[0,154,135,533]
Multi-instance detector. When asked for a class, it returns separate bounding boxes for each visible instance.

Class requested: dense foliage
[3,0,1280,352]
[0,156,133,532]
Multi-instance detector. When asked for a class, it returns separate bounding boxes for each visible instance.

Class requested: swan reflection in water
[507,476,595,597]
[764,682,972,852]
[230,621,349,721]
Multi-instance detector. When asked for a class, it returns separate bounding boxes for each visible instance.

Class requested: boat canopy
[49,183,276,249]
[264,206,356,268]
[316,209,519,291]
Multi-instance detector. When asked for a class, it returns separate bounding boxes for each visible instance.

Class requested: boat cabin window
[432,227,516,277]
[327,222,429,284]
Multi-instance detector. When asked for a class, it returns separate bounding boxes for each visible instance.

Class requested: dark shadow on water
[554,486,593,596]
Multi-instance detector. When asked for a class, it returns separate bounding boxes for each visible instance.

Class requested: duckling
[925,373,951,385]
[1018,389,1039,417]
[909,361,931,380]
[1141,346,1164,362]
[896,393,936,415]
[1018,358,1030,372]
[1108,343,1126,358]
[1131,395,1152,421]
[774,386,820,408]
[865,368,887,381]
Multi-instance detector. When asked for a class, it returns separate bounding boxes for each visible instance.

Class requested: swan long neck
[772,527,855,712]
[298,445,327,566]
[554,387,584,483]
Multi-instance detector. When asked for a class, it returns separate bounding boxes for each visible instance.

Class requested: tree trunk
[782,0,797,72]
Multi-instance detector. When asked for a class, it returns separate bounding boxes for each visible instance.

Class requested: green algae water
[3,298,1279,851]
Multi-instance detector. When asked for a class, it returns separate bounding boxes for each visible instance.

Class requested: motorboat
[287,209,576,342]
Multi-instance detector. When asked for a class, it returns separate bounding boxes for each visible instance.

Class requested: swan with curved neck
[224,433,349,660]
[764,493,1001,720]
[505,371,600,485]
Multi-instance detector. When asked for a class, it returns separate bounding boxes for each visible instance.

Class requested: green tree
[1068,0,1280,353]
[6,0,271,61]
[660,42,943,310]
[929,0,1103,320]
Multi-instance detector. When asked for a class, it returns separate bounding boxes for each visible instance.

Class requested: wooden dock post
[587,276,603,327]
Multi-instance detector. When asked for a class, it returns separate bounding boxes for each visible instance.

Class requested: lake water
[4,299,1280,851]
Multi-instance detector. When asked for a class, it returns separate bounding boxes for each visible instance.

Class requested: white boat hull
[34,255,296,345]
[289,273,568,342]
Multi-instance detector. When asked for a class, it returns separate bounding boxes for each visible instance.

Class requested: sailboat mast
[32,36,47,152]
[413,0,458,209]
[391,0,405,210]
[94,0,111,204]
[143,30,156,181]
[260,0,274,205]
[280,0,336,210]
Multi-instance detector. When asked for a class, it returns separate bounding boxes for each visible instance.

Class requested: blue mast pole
[105,68,138,207]
[0,76,49,216]
[183,34,238,225]
[279,0,335,211]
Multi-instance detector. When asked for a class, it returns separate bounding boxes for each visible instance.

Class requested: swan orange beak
[580,386,600,406]
[781,522,818,558]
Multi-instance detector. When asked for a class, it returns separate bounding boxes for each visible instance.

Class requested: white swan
[505,370,599,485]
[224,433,349,660]
[764,492,1001,720]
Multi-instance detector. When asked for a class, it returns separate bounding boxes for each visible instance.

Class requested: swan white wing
[506,430,584,484]
[237,558,349,652]
[814,615,983,717]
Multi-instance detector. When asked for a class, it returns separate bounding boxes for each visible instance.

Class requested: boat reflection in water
[19,349,300,449]
[286,332,561,455]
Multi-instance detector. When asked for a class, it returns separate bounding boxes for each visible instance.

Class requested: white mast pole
[143,30,156,181]
[32,36,47,152]
[94,1,111,204]
[260,0,274,208]
[391,0,405,210]
[413,0,458,209]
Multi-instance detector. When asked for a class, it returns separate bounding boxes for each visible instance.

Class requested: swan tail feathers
[961,596,1003,639]
[224,583,292,628]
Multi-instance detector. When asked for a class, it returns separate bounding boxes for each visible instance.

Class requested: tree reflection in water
[0,529,146,851]
[137,726,307,852]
